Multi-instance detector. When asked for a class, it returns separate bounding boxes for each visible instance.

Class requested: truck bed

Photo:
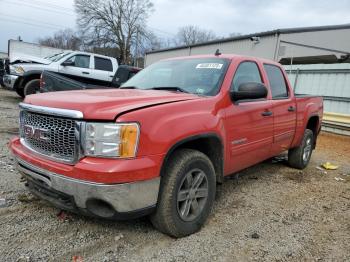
[40,71,112,93]
[40,66,141,93]
[295,93,322,98]
[293,95,323,147]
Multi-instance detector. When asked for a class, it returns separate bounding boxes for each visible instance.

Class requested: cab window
[94,57,113,72]
[65,55,90,69]
[264,64,289,98]
[231,61,262,91]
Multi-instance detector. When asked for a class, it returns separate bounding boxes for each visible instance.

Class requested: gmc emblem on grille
[23,125,50,142]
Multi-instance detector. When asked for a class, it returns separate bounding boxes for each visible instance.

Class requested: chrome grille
[20,110,77,163]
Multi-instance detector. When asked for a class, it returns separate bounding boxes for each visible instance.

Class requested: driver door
[224,61,273,174]
[58,54,92,82]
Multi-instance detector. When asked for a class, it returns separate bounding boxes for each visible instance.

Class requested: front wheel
[151,149,216,238]
[24,79,40,97]
[288,129,314,169]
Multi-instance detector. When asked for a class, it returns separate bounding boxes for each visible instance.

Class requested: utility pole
[135,27,139,67]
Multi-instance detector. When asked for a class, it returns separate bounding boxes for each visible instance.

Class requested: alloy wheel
[177,168,209,222]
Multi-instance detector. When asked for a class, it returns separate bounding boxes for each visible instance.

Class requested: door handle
[288,106,296,112]
[82,71,90,75]
[261,110,273,117]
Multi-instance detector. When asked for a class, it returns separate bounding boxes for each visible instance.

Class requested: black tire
[288,129,314,169]
[15,88,25,98]
[24,79,40,97]
[151,149,216,238]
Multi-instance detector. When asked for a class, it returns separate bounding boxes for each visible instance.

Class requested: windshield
[121,58,230,96]
[45,52,72,62]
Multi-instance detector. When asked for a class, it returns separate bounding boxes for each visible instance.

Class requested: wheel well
[306,116,319,148]
[19,74,40,90]
[306,116,319,136]
[161,135,224,184]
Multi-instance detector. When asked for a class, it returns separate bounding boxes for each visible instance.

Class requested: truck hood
[10,54,51,65]
[24,89,201,120]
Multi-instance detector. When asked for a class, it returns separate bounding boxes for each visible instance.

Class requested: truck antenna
[215,49,221,56]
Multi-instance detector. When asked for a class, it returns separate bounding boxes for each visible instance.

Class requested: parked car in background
[10,54,323,237]
[40,65,141,93]
[0,59,6,87]
[3,51,118,97]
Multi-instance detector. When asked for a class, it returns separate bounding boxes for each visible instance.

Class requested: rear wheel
[24,79,40,96]
[288,129,314,169]
[151,149,216,238]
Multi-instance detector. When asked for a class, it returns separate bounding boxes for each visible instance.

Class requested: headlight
[83,122,140,158]
[13,65,25,75]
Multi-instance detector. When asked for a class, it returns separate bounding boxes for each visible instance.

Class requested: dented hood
[24,89,200,120]
[10,54,51,64]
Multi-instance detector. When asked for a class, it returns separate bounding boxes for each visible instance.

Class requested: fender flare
[159,132,224,183]
[22,70,43,77]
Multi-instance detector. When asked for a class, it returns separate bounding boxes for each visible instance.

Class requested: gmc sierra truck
[10,54,323,238]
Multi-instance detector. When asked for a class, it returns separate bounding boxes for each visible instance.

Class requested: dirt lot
[0,88,349,262]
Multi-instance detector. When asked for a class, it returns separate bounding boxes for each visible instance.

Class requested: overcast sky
[1,0,350,52]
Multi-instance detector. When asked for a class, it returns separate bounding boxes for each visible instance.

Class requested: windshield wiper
[150,86,189,93]
[119,86,138,89]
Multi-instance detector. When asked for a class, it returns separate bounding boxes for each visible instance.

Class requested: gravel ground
[0,88,349,262]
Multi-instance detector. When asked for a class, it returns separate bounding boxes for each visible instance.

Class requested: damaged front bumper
[3,74,19,90]
[15,157,160,220]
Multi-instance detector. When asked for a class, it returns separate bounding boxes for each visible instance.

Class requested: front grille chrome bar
[19,103,84,119]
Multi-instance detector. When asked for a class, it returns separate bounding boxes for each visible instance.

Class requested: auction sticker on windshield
[196,63,223,69]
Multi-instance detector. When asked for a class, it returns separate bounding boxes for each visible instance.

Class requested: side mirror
[61,60,75,67]
[230,82,267,101]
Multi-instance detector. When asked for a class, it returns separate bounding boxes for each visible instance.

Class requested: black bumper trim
[24,174,156,220]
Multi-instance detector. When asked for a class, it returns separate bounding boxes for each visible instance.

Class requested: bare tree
[38,29,82,50]
[175,25,216,46]
[138,33,173,53]
[75,0,154,64]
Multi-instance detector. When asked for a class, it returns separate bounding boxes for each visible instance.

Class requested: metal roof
[146,23,350,54]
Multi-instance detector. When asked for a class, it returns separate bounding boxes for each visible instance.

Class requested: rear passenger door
[92,56,114,83]
[264,64,297,155]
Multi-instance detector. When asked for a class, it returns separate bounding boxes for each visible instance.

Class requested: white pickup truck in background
[3,51,119,97]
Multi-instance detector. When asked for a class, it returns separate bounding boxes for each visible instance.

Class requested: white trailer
[8,39,65,63]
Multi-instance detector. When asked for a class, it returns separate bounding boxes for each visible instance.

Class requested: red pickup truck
[10,54,323,237]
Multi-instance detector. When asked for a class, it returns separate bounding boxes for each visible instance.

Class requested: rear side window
[95,57,113,72]
[231,61,262,91]
[264,64,289,98]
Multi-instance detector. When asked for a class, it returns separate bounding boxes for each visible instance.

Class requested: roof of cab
[160,54,282,66]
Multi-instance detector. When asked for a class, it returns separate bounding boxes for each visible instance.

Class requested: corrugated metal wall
[145,27,350,67]
[280,29,350,59]
[145,35,279,66]
[190,35,277,59]
[285,63,350,135]
[145,48,190,65]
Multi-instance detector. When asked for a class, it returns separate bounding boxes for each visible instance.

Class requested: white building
[145,24,350,66]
